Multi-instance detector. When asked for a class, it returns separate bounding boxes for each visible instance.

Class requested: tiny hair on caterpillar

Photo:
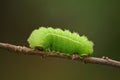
[27,27,94,57]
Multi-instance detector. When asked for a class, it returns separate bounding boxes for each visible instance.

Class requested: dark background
[0,0,120,80]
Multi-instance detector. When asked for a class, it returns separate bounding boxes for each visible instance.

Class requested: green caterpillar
[27,27,94,57]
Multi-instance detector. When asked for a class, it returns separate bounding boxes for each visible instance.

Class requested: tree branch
[0,42,120,68]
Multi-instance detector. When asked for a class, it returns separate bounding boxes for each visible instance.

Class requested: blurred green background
[0,0,120,80]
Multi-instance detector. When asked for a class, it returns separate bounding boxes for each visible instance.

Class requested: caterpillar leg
[72,54,80,60]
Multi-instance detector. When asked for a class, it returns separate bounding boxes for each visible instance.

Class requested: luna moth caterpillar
[27,27,94,57]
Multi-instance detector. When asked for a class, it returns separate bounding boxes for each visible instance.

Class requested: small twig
[0,42,120,68]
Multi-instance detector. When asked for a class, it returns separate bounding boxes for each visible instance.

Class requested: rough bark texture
[0,42,120,68]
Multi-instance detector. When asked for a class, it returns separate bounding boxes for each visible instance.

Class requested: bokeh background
[0,0,120,80]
